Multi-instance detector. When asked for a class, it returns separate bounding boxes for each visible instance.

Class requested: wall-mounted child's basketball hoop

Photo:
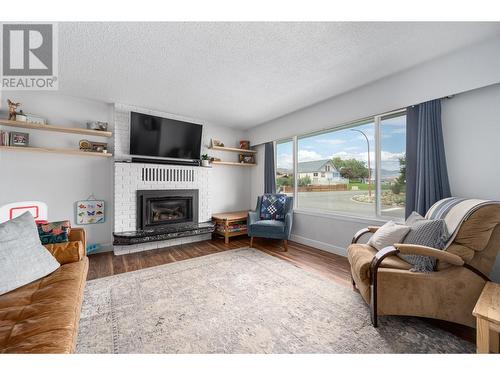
[0,201,48,224]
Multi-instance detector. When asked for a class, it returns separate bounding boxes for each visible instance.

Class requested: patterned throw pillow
[398,212,448,272]
[260,194,288,221]
[37,220,71,245]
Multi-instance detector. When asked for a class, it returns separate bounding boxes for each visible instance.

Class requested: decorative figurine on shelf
[7,99,21,121]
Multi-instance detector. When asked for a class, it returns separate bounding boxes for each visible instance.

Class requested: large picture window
[275,110,406,219]
[297,120,376,217]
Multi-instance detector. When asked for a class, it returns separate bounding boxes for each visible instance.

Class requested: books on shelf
[0,130,9,146]
[216,223,247,233]
[215,224,247,232]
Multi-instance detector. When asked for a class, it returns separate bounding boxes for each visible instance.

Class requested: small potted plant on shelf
[201,154,211,167]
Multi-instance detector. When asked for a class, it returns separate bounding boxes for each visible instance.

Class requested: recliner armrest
[393,243,464,266]
[351,226,379,244]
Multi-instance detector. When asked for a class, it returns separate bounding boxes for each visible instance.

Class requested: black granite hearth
[113,222,215,246]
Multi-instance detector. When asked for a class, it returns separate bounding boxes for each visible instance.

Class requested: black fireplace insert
[136,189,199,230]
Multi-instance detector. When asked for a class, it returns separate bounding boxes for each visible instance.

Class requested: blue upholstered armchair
[248,194,294,251]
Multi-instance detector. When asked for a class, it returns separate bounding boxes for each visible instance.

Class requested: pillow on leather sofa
[0,212,60,295]
[37,220,71,245]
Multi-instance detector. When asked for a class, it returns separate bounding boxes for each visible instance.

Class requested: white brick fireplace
[113,162,212,255]
[112,102,215,255]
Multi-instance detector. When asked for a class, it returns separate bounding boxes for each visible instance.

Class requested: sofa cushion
[0,212,60,296]
[0,258,88,353]
[250,220,286,236]
[347,244,412,284]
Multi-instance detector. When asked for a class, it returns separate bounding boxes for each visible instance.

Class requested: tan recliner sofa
[0,228,88,353]
[347,204,500,328]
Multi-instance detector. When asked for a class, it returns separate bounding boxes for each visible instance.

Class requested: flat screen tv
[129,112,203,161]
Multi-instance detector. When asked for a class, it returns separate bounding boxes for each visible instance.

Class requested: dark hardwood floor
[88,236,352,286]
[87,235,475,343]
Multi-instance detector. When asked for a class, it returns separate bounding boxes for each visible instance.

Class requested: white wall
[0,91,114,249]
[0,92,251,251]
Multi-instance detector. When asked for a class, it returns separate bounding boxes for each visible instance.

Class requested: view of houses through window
[275,112,406,219]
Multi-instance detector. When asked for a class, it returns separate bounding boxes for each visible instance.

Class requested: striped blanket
[425,197,500,248]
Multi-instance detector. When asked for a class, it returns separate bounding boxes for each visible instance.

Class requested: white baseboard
[290,234,347,257]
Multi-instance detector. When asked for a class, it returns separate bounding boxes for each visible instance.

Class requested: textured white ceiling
[58,22,500,129]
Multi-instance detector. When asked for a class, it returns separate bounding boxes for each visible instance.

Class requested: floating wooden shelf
[209,145,257,154]
[0,119,112,138]
[0,145,113,158]
[211,161,256,167]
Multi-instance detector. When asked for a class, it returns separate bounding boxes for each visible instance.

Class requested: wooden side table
[473,281,500,354]
[212,210,249,244]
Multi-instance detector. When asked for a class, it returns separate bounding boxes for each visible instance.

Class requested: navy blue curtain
[406,99,451,217]
[264,142,276,194]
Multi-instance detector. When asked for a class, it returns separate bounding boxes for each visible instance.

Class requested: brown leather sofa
[0,228,88,353]
[347,204,500,328]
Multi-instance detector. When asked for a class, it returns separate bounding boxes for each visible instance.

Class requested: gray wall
[442,83,500,280]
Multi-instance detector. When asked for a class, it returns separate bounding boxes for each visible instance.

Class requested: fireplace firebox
[136,189,198,230]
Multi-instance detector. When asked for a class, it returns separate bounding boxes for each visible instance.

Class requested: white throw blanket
[425,197,500,248]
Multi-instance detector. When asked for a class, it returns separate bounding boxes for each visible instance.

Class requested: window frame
[274,138,295,196]
[274,108,406,221]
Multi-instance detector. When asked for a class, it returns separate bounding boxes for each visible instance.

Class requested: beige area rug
[76,248,474,353]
